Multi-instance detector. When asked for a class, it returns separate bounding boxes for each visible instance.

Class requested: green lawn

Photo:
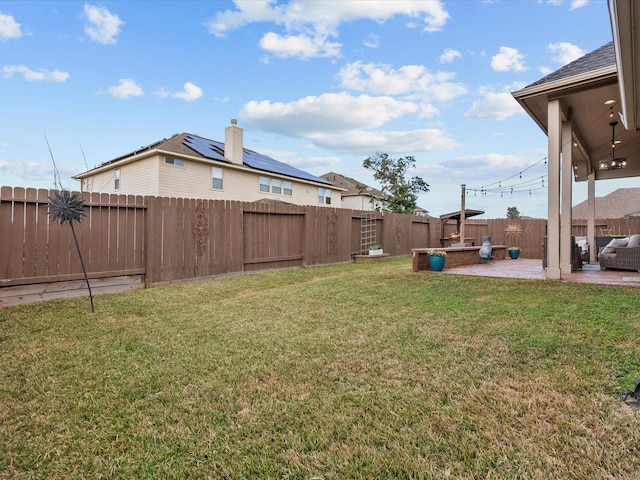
[1,257,639,479]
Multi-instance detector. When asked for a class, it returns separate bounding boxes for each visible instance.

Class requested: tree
[506,206,521,219]
[362,152,429,214]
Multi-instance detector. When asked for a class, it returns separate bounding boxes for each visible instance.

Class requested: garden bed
[412,245,507,271]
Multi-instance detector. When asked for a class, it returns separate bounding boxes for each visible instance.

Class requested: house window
[318,187,331,205]
[259,176,293,197]
[212,167,223,190]
[259,176,270,192]
[114,168,120,190]
[165,157,184,166]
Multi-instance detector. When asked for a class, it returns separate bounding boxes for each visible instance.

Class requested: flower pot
[369,249,383,256]
[508,249,520,259]
[429,255,446,272]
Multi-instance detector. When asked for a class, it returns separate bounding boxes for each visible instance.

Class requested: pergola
[439,209,484,246]
[512,0,639,280]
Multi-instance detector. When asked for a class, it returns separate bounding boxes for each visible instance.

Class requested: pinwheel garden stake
[48,190,94,312]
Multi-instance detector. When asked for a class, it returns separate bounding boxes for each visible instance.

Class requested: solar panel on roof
[184,135,225,161]
[183,135,331,185]
[243,149,331,185]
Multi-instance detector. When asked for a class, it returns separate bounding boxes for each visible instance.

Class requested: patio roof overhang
[511,0,638,279]
[609,0,639,132]
[512,65,640,183]
[512,0,640,184]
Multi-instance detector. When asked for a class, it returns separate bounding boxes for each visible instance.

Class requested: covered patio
[438,258,640,288]
[511,0,640,281]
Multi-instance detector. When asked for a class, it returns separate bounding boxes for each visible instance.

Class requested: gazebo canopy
[439,209,485,223]
[439,209,485,242]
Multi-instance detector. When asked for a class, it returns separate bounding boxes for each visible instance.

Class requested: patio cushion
[576,237,588,254]
[627,234,640,248]
[601,237,628,254]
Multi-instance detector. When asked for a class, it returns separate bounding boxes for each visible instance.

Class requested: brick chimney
[224,119,243,165]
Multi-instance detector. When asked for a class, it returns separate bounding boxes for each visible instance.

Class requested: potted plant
[427,249,447,271]
[368,244,383,255]
[505,223,522,259]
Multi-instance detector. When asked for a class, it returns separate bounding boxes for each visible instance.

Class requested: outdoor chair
[541,236,582,272]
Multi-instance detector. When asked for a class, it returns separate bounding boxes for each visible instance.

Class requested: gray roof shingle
[320,172,386,198]
[526,42,615,88]
[572,188,640,219]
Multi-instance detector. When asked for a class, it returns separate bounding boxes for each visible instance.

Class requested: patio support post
[560,121,573,274]
[547,99,561,280]
[460,185,466,244]
[587,172,596,263]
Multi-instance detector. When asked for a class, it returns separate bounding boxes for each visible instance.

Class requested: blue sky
[1,0,634,218]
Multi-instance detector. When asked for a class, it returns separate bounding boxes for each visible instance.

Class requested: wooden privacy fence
[0,187,434,305]
[1,187,146,305]
[5,185,638,306]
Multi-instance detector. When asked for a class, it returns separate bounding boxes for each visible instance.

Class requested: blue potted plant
[427,249,447,271]
[505,223,522,260]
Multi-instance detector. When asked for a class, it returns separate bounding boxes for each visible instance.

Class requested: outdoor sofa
[598,234,640,271]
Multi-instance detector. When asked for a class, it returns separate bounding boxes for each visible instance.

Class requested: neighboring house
[73,120,341,207]
[320,172,387,211]
[572,188,640,219]
[413,206,429,217]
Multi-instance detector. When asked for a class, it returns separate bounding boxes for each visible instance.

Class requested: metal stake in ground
[48,190,94,313]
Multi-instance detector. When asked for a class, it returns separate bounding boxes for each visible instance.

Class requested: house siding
[80,157,159,195]
[342,195,376,211]
[92,156,342,206]
[80,154,341,206]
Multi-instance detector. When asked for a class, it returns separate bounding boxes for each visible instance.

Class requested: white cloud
[363,34,380,49]
[337,61,466,103]
[569,0,588,10]
[440,48,461,63]
[240,92,418,136]
[464,86,524,121]
[155,82,204,101]
[2,65,69,82]
[0,12,21,40]
[547,42,585,65]
[491,46,527,72]
[239,91,460,155]
[258,149,342,170]
[0,158,60,182]
[207,0,449,58]
[259,31,341,59]
[310,128,460,155]
[172,82,203,102]
[107,78,143,98]
[154,87,170,99]
[83,4,123,44]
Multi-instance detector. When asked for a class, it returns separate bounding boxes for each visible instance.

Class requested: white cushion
[626,234,640,248]
[576,238,588,253]
[601,237,628,255]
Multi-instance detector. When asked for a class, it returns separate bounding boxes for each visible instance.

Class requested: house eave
[512,65,618,135]
[609,0,638,131]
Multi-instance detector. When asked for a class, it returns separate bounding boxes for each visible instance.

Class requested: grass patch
[1,257,639,479]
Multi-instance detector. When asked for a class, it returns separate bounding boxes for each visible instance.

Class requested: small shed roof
[439,209,485,222]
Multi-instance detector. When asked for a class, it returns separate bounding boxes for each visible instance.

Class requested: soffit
[513,63,640,183]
